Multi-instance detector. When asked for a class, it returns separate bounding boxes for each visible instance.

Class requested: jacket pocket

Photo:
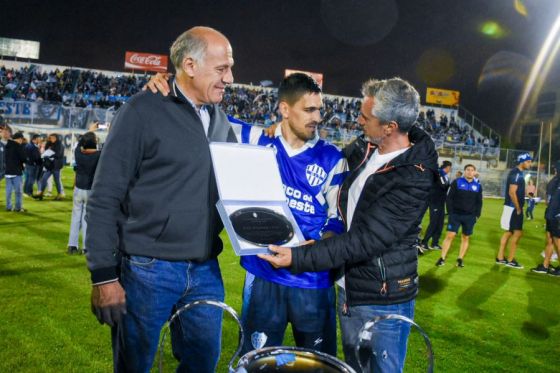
[155,210,199,244]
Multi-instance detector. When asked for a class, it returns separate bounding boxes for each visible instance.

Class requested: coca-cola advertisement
[124,51,168,73]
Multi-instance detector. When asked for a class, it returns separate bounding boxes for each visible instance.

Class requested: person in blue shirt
[231,73,347,355]
[531,160,560,275]
[496,152,533,269]
[435,164,482,267]
[525,192,536,220]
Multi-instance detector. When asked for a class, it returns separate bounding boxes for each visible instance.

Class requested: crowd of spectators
[0,65,148,109]
[1,65,499,148]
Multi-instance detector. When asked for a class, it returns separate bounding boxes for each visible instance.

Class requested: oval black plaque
[229,207,295,246]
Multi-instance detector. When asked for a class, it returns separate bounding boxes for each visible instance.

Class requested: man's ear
[182,57,196,78]
[387,121,399,133]
[279,101,290,119]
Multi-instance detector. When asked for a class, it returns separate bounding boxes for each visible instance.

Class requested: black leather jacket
[291,126,438,305]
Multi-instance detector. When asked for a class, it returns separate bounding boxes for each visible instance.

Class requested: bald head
[170,26,230,70]
[171,26,234,105]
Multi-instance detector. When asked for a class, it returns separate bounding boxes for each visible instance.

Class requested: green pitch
[0,167,558,372]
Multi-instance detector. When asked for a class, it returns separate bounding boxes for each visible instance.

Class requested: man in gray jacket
[86,26,236,373]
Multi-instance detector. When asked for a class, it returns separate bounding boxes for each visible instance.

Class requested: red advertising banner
[124,51,168,72]
[284,69,324,88]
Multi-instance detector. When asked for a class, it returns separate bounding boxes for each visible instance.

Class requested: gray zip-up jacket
[86,84,236,284]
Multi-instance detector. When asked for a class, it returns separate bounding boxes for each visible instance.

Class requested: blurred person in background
[67,132,100,255]
[421,160,452,250]
[0,123,8,192]
[435,164,483,267]
[4,131,27,212]
[531,161,560,276]
[35,133,65,200]
[23,134,42,197]
[496,153,533,269]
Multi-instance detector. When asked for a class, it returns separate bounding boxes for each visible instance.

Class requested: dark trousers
[24,165,39,195]
[422,201,445,246]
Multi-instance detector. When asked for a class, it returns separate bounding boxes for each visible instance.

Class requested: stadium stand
[3,61,539,197]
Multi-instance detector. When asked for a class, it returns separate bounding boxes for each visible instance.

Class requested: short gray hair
[361,77,420,132]
[170,27,210,71]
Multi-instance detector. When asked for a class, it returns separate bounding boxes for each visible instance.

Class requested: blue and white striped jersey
[230,117,348,289]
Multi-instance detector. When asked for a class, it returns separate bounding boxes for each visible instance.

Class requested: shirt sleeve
[320,156,348,236]
[85,103,145,284]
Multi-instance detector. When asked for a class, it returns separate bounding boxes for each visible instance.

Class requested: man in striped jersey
[231,73,347,355]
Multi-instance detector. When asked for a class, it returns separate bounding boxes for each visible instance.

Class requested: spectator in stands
[23,134,42,197]
[435,164,483,267]
[531,161,560,276]
[35,133,65,200]
[67,132,100,255]
[496,153,533,269]
[259,77,438,372]
[4,131,27,212]
[85,26,236,372]
[421,160,452,250]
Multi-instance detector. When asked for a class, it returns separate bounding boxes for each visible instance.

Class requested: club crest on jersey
[306,164,327,187]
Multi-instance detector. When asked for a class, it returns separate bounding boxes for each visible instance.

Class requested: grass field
[1,167,559,372]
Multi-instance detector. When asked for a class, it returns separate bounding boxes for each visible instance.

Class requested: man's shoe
[67,246,79,255]
[15,208,26,213]
[495,258,508,265]
[506,259,524,269]
[54,194,65,201]
[431,244,442,250]
[32,194,43,200]
[456,258,464,267]
[5,208,13,212]
[548,267,560,277]
[531,264,548,274]
[436,258,445,266]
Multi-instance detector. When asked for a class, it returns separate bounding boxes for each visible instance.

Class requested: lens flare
[511,10,560,138]
[480,21,507,39]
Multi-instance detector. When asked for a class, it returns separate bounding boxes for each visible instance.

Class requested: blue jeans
[5,176,23,211]
[240,273,337,355]
[337,286,415,373]
[39,169,63,195]
[114,256,225,373]
[68,187,90,249]
[24,165,39,195]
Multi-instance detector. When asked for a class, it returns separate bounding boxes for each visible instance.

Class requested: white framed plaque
[210,142,305,255]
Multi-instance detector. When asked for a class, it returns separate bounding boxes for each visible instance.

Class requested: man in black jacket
[23,134,42,197]
[4,131,27,212]
[260,77,438,372]
[435,164,483,267]
[85,26,236,373]
[421,160,452,250]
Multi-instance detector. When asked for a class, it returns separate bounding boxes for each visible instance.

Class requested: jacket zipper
[340,142,375,317]
[377,257,388,296]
